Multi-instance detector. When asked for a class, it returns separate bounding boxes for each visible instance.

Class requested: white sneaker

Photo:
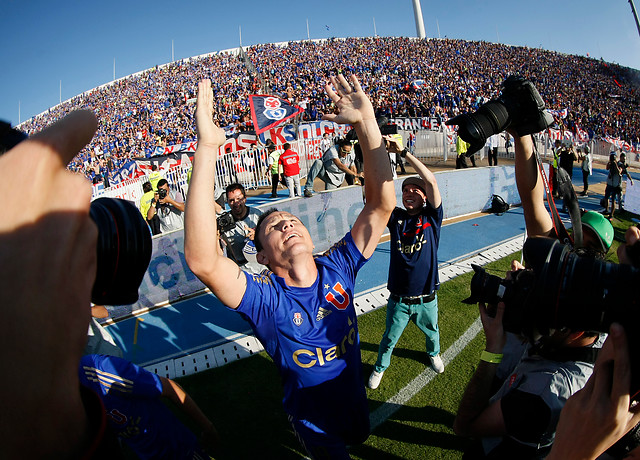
[429,354,444,374]
[368,370,384,389]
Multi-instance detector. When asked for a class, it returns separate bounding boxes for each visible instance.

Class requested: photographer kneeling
[453,258,606,458]
[218,183,263,273]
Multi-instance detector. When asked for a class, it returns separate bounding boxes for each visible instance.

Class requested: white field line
[369,317,483,431]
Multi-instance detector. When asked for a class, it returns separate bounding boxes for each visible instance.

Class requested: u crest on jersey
[324,282,350,310]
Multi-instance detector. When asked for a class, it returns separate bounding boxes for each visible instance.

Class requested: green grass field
[175,210,636,459]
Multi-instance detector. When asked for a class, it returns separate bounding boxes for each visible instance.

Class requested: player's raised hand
[322,74,375,126]
[196,79,226,151]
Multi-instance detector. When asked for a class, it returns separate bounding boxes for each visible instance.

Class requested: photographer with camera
[605,152,635,218]
[146,178,185,234]
[454,282,606,458]
[0,110,158,457]
[217,183,263,272]
[448,76,615,458]
[303,137,362,197]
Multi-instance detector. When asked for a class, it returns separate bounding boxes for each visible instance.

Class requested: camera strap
[532,144,574,246]
[556,166,584,248]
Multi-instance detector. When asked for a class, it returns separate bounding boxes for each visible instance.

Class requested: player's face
[402,185,426,214]
[258,211,314,264]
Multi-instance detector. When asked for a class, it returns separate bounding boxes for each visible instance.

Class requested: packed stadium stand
[16,36,640,187]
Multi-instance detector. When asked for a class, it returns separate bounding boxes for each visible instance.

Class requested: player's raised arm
[323,74,395,258]
[184,79,246,309]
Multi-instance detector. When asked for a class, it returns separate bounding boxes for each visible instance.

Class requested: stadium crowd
[15,37,640,186]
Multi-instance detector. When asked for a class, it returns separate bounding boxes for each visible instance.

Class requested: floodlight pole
[412,0,426,38]
[629,0,640,40]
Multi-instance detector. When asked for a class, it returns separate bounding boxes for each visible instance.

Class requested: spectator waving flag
[248,95,303,136]
[575,125,590,142]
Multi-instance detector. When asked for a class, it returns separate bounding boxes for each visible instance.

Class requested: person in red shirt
[278,142,301,198]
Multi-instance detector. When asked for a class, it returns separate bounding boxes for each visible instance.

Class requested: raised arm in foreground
[512,133,553,237]
[323,74,395,259]
[184,79,246,308]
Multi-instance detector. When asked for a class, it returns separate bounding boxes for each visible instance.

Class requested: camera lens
[89,197,152,305]
[452,101,510,156]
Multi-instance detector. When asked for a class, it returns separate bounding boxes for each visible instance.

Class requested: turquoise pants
[374,295,440,373]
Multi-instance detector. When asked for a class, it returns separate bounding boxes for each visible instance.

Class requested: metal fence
[93,127,630,208]
[91,136,337,205]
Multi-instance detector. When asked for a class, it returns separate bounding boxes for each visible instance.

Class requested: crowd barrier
[92,118,632,209]
[105,165,520,320]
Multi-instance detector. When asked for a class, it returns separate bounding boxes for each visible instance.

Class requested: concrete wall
[107,165,519,320]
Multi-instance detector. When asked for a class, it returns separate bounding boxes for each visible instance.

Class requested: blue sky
[1,0,639,125]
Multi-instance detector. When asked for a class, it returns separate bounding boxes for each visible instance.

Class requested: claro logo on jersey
[397,233,425,255]
[292,317,356,368]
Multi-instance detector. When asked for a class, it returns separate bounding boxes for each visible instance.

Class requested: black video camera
[446,76,554,156]
[464,236,640,395]
[90,198,152,305]
[158,188,168,200]
[217,211,236,233]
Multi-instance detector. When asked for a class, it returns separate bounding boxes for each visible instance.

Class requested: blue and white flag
[248,95,303,136]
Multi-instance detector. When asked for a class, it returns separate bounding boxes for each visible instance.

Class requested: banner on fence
[389,117,444,132]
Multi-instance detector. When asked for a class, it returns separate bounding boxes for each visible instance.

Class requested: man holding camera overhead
[449,76,609,458]
[146,178,185,233]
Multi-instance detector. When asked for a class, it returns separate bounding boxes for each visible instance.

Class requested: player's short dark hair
[142,181,153,193]
[283,143,290,150]
[157,178,169,188]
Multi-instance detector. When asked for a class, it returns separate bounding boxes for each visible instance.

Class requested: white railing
[93,125,623,207]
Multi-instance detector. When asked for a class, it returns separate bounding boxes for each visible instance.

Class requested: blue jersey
[79,354,205,460]
[387,204,443,296]
[237,232,369,440]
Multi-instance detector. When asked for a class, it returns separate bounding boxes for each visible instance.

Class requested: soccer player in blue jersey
[185,75,396,458]
[79,354,218,459]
